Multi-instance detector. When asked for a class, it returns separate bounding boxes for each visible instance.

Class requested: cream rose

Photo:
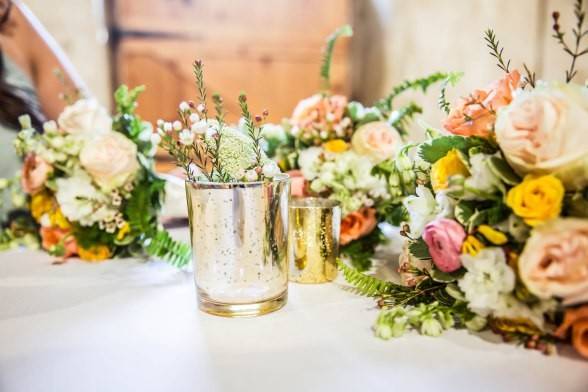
[351,121,401,164]
[519,218,588,305]
[495,83,588,190]
[58,99,112,138]
[79,132,139,191]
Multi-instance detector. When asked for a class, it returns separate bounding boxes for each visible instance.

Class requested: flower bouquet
[2,86,190,266]
[341,0,588,358]
[157,60,289,316]
[265,25,456,270]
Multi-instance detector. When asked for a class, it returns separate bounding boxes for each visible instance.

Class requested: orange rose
[291,94,350,141]
[40,227,78,258]
[21,154,52,194]
[443,70,520,137]
[554,306,588,359]
[340,207,377,245]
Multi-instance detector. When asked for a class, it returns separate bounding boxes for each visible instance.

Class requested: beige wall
[354,0,586,139]
[24,0,111,106]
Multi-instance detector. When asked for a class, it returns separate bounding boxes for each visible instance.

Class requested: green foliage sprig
[377,72,450,114]
[211,93,231,182]
[238,93,265,171]
[389,102,423,137]
[193,60,208,121]
[484,28,511,73]
[146,229,191,268]
[320,24,353,90]
[438,72,464,114]
[338,259,411,297]
[340,228,385,271]
[552,0,588,82]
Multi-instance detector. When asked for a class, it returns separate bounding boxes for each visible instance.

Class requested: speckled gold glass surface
[185,175,290,317]
[288,198,341,284]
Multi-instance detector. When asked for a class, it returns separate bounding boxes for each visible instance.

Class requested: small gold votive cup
[288,197,341,284]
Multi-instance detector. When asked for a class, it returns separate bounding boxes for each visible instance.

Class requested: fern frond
[377,72,449,113]
[338,259,411,297]
[389,102,422,138]
[146,229,191,268]
[320,25,353,90]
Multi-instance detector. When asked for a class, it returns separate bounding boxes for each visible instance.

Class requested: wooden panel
[116,39,350,125]
[111,0,352,48]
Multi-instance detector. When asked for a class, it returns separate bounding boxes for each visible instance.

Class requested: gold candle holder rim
[290,197,341,209]
[186,174,290,190]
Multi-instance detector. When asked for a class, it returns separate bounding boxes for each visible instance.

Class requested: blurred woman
[0,0,86,179]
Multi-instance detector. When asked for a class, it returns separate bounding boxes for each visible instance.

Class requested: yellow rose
[462,235,485,256]
[478,225,508,245]
[323,139,348,153]
[78,245,112,262]
[430,149,470,191]
[506,175,564,226]
[30,191,54,222]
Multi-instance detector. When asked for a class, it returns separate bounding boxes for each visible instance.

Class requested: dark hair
[0,0,44,130]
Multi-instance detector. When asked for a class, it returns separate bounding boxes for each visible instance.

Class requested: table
[1,228,587,392]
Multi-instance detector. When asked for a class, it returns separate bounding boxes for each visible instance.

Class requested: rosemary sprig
[211,93,231,182]
[552,0,588,82]
[484,28,511,73]
[238,93,264,170]
[193,60,208,121]
[522,63,537,88]
[320,24,353,91]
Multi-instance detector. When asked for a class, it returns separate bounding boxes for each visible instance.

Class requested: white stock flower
[58,99,111,139]
[403,185,437,237]
[298,147,323,179]
[464,153,503,198]
[55,170,111,226]
[458,248,516,317]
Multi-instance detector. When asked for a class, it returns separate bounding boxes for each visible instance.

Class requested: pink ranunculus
[422,218,467,273]
[443,70,520,137]
[287,170,307,197]
[21,154,52,194]
[518,218,588,305]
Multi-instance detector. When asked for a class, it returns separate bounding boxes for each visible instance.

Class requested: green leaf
[488,156,521,185]
[418,135,496,164]
[377,201,408,226]
[320,25,353,90]
[340,227,384,271]
[408,238,431,260]
[454,200,476,226]
[430,268,465,283]
[145,229,191,268]
[337,259,411,297]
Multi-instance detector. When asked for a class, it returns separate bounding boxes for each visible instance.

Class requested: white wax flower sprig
[157,60,280,183]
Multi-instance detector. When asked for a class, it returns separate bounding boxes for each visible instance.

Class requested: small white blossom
[150,133,161,145]
[189,113,200,123]
[179,129,195,145]
[173,121,183,131]
[197,103,206,113]
[156,119,164,127]
[191,120,208,135]
[244,170,259,182]
[262,162,280,178]
[43,120,58,134]
[163,122,173,132]
[179,101,190,112]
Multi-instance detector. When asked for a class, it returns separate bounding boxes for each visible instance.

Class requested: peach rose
[79,131,139,191]
[495,83,588,190]
[21,154,52,194]
[518,218,588,305]
[40,227,78,258]
[554,306,588,359]
[291,94,350,141]
[443,70,520,137]
[340,207,377,245]
[351,121,401,164]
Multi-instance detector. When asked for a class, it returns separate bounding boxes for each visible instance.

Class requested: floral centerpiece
[265,25,456,270]
[340,0,588,359]
[1,86,190,266]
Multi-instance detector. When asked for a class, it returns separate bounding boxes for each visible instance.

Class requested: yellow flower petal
[116,222,130,241]
[430,149,470,191]
[78,245,111,262]
[462,235,485,256]
[323,139,349,153]
[478,225,508,245]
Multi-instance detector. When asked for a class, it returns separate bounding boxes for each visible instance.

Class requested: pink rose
[21,154,52,194]
[422,218,466,273]
[518,218,588,305]
[443,70,520,137]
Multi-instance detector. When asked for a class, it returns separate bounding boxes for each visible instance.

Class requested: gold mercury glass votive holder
[288,197,341,284]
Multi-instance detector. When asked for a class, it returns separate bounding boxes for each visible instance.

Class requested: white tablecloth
[1,228,587,392]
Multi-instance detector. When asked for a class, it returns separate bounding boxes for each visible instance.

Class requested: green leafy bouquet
[1,86,190,267]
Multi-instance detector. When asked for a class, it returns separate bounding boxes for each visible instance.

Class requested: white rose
[495,83,588,190]
[79,132,140,191]
[351,121,401,164]
[58,99,112,138]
